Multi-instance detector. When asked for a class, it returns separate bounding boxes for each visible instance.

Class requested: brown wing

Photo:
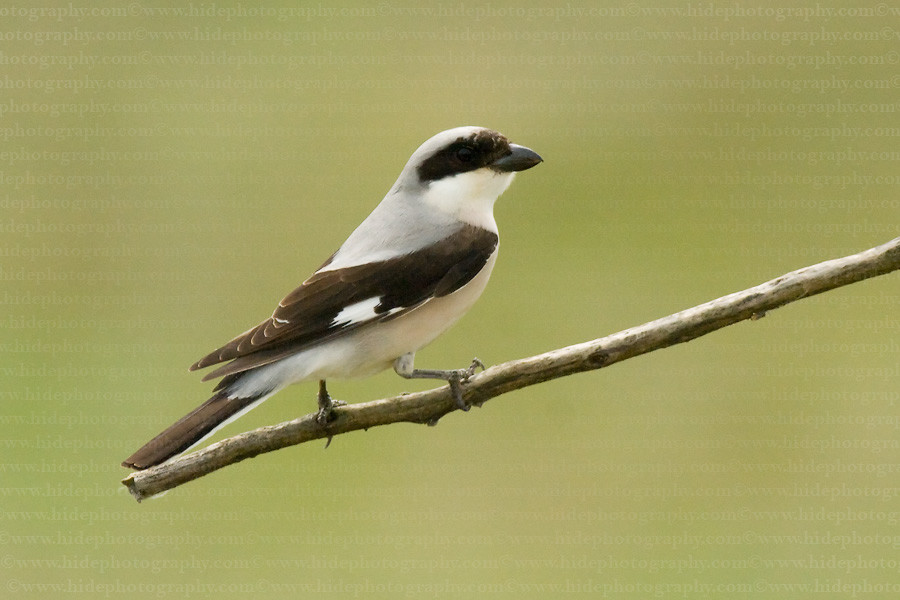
[190,225,498,381]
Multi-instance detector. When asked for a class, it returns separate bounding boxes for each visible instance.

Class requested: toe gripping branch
[316,380,346,426]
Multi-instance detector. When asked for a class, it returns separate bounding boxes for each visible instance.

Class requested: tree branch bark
[122,236,900,502]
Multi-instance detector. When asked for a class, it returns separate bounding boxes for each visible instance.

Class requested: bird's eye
[455,146,475,163]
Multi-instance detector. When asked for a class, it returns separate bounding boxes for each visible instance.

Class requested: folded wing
[190,224,499,383]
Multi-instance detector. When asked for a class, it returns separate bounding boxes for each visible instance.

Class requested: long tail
[121,389,268,470]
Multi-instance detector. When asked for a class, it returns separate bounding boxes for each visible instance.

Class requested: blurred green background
[2,1,898,597]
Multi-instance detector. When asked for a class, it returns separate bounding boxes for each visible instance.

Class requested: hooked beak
[491,144,543,173]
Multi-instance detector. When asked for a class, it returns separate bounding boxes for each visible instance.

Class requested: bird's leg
[316,379,345,426]
[394,353,485,411]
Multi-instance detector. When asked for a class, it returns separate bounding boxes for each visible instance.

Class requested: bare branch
[123,237,900,502]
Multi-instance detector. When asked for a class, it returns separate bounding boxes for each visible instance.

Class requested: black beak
[491,144,543,173]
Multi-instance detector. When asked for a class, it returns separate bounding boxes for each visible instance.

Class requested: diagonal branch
[122,236,900,502]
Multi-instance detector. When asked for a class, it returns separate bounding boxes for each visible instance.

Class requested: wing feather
[190,225,498,380]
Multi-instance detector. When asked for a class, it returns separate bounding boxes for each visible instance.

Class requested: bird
[122,126,542,470]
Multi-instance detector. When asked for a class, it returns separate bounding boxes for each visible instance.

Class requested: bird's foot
[394,355,486,411]
[434,358,484,412]
[316,380,346,426]
[444,357,486,411]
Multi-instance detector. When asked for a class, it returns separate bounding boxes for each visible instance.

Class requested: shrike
[122,126,542,470]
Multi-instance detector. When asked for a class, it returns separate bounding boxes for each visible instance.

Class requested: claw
[464,357,485,379]
[316,380,346,426]
[449,358,485,410]
[448,372,469,411]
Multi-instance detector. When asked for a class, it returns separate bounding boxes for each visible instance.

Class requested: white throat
[421,170,514,232]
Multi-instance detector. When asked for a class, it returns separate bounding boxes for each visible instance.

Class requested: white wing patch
[331,297,383,327]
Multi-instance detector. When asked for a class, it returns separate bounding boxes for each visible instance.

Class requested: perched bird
[122,126,542,470]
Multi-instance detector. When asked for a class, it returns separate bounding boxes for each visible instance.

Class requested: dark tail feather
[122,392,260,470]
